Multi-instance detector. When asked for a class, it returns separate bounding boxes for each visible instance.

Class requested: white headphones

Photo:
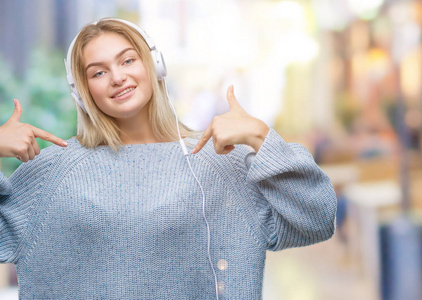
[64,18,167,112]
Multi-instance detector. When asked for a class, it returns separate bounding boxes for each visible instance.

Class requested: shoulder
[37,137,90,162]
[12,137,93,177]
[2,138,94,199]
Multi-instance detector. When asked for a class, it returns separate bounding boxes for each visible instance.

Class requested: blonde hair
[71,18,196,151]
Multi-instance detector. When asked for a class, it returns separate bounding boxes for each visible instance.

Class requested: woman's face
[83,32,153,122]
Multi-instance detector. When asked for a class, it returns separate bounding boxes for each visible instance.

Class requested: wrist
[247,120,269,152]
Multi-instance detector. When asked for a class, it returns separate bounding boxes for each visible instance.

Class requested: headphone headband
[64,18,167,112]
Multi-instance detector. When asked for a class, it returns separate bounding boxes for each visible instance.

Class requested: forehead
[83,32,134,64]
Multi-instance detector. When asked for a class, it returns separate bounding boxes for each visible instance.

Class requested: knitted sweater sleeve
[243,129,336,251]
[0,146,59,263]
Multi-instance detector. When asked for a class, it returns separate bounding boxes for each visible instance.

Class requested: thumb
[9,99,22,122]
[226,85,242,111]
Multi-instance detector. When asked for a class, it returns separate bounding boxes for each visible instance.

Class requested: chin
[112,107,148,120]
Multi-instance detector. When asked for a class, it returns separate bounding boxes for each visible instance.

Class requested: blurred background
[1,0,421,299]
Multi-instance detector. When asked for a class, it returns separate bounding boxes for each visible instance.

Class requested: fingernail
[63,141,68,147]
[191,147,197,154]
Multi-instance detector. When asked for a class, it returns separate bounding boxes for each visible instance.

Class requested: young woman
[0,18,336,299]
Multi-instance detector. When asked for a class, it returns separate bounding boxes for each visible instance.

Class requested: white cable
[163,79,220,299]
[185,155,220,300]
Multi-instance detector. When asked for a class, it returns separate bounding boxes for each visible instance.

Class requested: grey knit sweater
[0,129,336,299]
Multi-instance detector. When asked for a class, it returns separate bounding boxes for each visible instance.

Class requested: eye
[123,58,134,65]
[93,71,105,78]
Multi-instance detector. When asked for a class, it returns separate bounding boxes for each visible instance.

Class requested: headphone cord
[163,79,220,300]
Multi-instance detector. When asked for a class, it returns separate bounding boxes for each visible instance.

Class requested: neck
[116,109,160,145]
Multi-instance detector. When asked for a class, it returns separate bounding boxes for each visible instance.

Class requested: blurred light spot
[274,33,319,64]
[401,50,422,99]
[217,259,228,271]
[348,0,385,20]
[313,0,352,31]
[272,1,304,21]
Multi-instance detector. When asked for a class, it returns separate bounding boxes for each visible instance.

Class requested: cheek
[87,81,105,105]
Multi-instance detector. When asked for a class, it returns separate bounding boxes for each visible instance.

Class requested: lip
[111,86,137,100]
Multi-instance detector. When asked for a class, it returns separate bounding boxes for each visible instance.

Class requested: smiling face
[83,32,153,122]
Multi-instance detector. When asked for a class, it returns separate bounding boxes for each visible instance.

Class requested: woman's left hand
[192,85,270,155]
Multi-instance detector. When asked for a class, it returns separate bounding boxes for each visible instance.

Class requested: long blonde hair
[70,18,196,151]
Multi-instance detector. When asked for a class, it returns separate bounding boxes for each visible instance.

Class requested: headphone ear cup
[151,50,167,80]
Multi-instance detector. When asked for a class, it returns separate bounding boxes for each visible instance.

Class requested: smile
[112,87,136,98]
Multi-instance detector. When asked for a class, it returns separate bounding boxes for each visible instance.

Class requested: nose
[110,68,127,86]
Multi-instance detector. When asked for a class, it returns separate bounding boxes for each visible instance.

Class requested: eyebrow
[85,47,136,72]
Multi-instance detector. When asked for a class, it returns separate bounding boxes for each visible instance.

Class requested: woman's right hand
[0,99,68,162]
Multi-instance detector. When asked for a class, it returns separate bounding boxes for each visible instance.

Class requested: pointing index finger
[32,126,68,147]
[192,124,212,154]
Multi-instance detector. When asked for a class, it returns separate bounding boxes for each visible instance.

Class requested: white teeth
[114,87,135,98]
